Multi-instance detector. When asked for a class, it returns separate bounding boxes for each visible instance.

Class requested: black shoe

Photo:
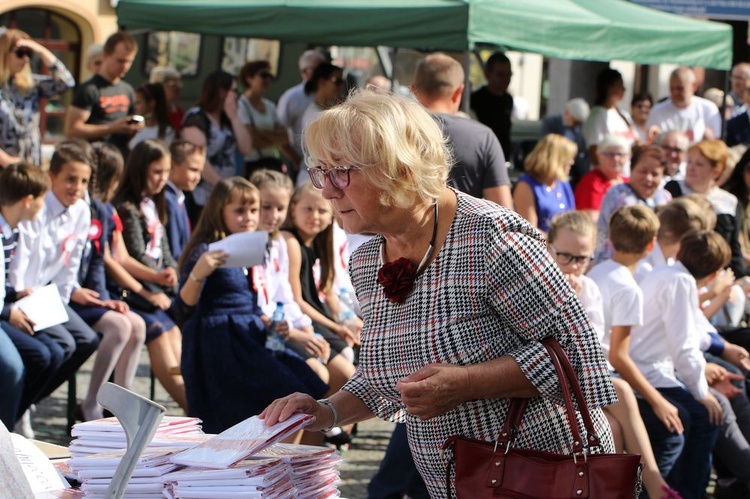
[323,428,352,448]
[74,404,85,422]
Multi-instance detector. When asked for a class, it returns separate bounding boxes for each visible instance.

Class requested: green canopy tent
[116,0,732,69]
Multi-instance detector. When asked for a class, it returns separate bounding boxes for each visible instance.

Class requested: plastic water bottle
[338,287,357,332]
[265,302,286,355]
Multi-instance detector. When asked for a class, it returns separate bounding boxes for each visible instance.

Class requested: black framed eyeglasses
[549,245,594,266]
[307,165,360,190]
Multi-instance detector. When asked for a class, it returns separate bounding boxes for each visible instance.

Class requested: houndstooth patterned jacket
[343,191,618,498]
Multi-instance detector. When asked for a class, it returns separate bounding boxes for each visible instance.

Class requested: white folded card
[12,284,69,331]
[208,231,268,268]
[170,414,313,469]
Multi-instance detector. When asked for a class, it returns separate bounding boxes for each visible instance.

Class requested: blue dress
[178,243,328,434]
[517,173,575,233]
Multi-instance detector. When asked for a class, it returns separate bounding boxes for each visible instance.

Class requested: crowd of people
[4,24,750,499]
[0,29,362,448]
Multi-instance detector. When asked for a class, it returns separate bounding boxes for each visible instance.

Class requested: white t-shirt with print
[646,96,721,143]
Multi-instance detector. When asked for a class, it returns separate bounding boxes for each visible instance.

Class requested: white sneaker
[14,409,34,439]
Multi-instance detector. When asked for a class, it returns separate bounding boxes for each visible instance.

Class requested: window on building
[221,37,281,77]
[145,31,202,76]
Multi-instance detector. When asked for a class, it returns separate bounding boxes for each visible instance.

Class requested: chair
[97,382,166,499]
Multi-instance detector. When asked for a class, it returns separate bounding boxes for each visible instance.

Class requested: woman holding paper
[113,139,186,411]
[261,90,616,498]
[176,176,328,434]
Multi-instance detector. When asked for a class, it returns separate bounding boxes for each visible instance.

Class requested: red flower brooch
[377,257,418,304]
[377,199,439,304]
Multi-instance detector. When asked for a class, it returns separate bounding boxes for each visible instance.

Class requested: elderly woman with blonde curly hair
[261,89,617,498]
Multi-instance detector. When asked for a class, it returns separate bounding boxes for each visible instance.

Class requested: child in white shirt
[548,211,677,499]
[8,141,100,407]
[631,230,726,498]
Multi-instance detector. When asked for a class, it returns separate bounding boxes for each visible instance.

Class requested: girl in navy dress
[177,177,327,434]
[72,142,146,421]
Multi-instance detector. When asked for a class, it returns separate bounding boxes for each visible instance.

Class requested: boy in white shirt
[630,230,726,499]
[587,206,674,413]
[588,206,694,490]
[549,211,678,499]
[7,141,100,408]
[634,197,709,283]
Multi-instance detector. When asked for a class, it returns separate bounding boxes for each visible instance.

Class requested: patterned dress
[0,60,74,165]
[343,191,617,498]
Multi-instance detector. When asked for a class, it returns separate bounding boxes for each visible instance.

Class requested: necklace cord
[415,199,439,276]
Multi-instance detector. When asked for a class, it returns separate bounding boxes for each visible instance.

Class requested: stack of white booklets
[68,414,326,498]
[162,414,323,498]
[253,443,343,498]
[69,446,184,498]
[163,457,295,498]
[162,442,342,498]
[69,416,206,458]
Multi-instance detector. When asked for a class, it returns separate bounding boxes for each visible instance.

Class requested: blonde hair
[286,182,335,293]
[150,66,181,85]
[0,29,33,94]
[689,139,729,175]
[609,205,659,254]
[524,134,577,182]
[304,89,452,209]
[548,211,597,245]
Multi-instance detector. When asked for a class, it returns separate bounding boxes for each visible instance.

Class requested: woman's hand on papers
[260,392,330,430]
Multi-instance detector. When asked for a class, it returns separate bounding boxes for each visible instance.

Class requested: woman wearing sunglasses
[238,60,299,179]
[297,63,346,186]
[0,28,74,168]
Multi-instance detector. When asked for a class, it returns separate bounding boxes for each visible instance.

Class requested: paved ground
[30,350,394,499]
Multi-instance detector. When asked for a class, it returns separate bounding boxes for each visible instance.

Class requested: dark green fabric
[117,0,732,69]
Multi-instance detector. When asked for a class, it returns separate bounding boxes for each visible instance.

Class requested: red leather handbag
[443,338,643,499]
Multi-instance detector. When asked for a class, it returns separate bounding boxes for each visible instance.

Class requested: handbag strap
[498,338,600,454]
[544,337,602,449]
